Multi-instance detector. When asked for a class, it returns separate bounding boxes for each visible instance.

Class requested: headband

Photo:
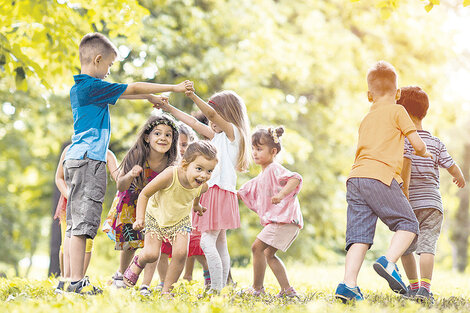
[146,119,177,133]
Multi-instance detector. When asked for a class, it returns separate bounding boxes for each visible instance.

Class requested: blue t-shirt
[65,74,127,162]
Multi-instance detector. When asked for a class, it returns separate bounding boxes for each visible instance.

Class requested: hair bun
[275,126,284,138]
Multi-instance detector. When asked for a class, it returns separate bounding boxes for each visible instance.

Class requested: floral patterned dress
[103,163,159,250]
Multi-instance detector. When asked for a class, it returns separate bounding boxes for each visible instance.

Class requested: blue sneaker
[335,283,364,303]
[373,256,407,294]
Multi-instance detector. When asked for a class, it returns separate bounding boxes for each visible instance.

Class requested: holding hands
[174,80,195,93]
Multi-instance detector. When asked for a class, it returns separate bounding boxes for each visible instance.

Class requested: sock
[421,278,431,292]
[409,279,419,290]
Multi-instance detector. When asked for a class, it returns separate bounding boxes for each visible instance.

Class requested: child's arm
[186,91,235,141]
[400,157,412,199]
[116,165,143,192]
[106,150,119,182]
[122,80,193,96]
[447,164,466,188]
[55,145,70,198]
[192,183,209,216]
[148,95,214,139]
[133,167,174,231]
[271,178,301,204]
[406,131,433,159]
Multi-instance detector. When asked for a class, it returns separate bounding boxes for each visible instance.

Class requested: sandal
[123,255,144,287]
[276,286,299,298]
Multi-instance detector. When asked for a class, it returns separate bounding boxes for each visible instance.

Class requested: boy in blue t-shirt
[63,32,193,294]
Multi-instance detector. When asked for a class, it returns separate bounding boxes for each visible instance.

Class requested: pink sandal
[123,255,144,287]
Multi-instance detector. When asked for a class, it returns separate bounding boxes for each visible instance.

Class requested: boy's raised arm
[122,80,193,96]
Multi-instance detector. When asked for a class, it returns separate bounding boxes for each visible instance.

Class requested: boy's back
[349,103,416,186]
[404,130,454,212]
[66,74,127,162]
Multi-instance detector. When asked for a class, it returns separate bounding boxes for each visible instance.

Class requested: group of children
[54,32,465,303]
[55,32,303,297]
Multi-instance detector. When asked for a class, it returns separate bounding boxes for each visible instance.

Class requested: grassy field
[2,263,470,312]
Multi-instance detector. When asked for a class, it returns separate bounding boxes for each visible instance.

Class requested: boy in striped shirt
[399,86,466,303]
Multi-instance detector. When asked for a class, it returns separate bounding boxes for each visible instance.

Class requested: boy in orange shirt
[335,61,432,303]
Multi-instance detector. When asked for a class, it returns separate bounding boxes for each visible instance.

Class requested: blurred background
[1,0,470,279]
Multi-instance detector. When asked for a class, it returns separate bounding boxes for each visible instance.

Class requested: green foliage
[0,0,463,273]
[2,266,470,312]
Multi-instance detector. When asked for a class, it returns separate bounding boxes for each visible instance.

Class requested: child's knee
[145,250,160,263]
[172,250,187,263]
[252,241,263,254]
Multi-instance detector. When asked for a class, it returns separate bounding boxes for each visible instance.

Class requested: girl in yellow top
[123,141,218,294]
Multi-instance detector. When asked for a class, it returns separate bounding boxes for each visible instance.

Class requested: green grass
[2,264,470,312]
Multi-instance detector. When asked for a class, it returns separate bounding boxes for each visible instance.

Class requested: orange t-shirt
[348,103,416,186]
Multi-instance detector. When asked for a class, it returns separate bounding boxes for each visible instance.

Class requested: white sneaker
[111,272,125,288]
[139,285,151,296]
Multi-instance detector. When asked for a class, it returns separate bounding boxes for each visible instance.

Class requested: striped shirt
[404,130,454,213]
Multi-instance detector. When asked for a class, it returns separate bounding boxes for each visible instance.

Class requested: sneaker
[335,283,364,303]
[276,286,299,299]
[66,276,103,295]
[373,256,407,294]
[415,287,435,304]
[402,285,419,299]
[54,280,66,294]
[111,272,125,289]
[139,285,152,296]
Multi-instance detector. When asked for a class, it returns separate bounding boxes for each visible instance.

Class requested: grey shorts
[345,178,419,250]
[403,208,443,255]
[64,156,106,239]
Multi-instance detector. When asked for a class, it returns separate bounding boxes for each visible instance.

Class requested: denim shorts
[345,177,419,250]
[64,156,106,239]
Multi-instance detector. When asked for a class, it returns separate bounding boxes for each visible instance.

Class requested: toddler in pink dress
[238,126,303,298]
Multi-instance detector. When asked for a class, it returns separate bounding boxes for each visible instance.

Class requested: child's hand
[148,95,168,108]
[129,165,143,178]
[133,218,145,231]
[453,176,466,188]
[193,204,207,216]
[174,80,194,93]
[271,193,283,204]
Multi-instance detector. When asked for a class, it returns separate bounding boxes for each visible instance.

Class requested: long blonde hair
[209,90,251,172]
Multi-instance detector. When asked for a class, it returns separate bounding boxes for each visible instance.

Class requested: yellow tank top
[147,166,203,227]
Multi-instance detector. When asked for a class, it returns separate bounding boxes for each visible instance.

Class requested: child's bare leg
[70,235,86,281]
[419,253,434,281]
[385,230,416,263]
[63,236,71,279]
[142,261,158,286]
[196,255,208,271]
[183,256,195,281]
[83,252,92,276]
[157,253,170,283]
[119,249,136,274]
[126,233,161,281]
[251,238,268,290]
[264,246,290,291]
[401,253,418,281]
[162,233,189,293]
[343,243,368,287]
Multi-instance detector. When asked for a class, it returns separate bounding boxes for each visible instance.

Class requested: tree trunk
[452,143,470,272]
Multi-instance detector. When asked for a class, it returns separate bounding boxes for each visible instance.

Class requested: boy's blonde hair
[79,33,119,65]
[367,61,398,97]
[209,90,251,172]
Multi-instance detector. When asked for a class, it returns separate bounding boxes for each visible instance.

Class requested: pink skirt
[194,185,240,232]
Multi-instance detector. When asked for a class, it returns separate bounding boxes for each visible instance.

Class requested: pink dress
[238,162,303,228]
